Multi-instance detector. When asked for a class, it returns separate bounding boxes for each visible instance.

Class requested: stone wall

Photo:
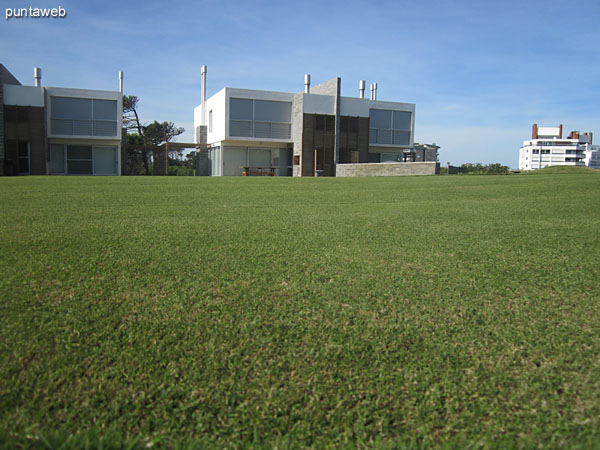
[195,125,209,176]
[336,162,439,177]
[292,93,303,176]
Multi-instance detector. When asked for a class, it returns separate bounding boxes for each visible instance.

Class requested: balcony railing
[51,119,117,137]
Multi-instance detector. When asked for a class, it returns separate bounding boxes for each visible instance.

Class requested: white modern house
[518,124,599,171]
[1,64,123,176]
[193,68,432,177]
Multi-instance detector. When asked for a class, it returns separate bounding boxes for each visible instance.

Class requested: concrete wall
[4,85,44,107]
[292,92,303,176]
[302,93,335,115]
[336,162,439,177]
[310,78,339,96]
[195,88,226,144]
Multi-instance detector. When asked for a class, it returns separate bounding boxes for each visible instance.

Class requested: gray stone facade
[195,125,210,176]
[336,162,439,177]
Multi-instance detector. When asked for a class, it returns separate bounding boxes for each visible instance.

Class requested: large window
[229,98,291,139]
[50,97,118,137]
[67,146,93,174]
[49,144,118,175]
[369,109,412,145]
[221,146,288,176]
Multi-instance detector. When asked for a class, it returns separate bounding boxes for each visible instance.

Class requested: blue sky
[2,0,599,167]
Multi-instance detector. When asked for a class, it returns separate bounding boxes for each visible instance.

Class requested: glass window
[229,98,291,139]
[230,120,252,137]
[381,152,400,162]
[369,109,392,129]
[223,147,247,176]
[94,121,117,136]
[93,146,117,175]
[51,119,73,135]
[67,146,93,160]
[254,100,291,122]
[93,99,117,120]
[66,145,93,175]
[392,111,411,130]
[393,131,410,145]
[74,120,93,136]
[369,108,412,145]
[67,160,93,174]
[51,97,92,120]
[377,130,392,144]
[368,153,381,163]
[50,144,65,174]
[230,98,253,120]
[249,148,271,167]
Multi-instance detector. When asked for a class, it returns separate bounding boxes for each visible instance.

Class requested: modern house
[1,64,123,176]
[194,68,438,177]
[518,124,600,171]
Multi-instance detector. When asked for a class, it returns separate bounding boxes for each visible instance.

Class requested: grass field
[1,172,599,448]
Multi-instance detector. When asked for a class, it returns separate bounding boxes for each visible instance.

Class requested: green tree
[122,96,185,175]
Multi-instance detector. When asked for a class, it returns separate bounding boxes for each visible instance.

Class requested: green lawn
[1,173,599,448]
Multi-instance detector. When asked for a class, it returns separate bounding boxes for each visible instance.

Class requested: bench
[242,166,277,176]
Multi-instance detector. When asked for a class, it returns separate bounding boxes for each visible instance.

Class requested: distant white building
[518,124,600,171]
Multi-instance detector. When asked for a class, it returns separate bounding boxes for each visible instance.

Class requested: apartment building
[1,64,123,176]
[518,124,599,171]
[193,68,436,177]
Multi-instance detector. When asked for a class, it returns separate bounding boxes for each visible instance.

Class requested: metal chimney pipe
[373,82,378,101]
[34,67,42,87]
[201,65,207,126]
[359,80,366,99]
[119,71,123,93]
[304,74,311,94]
[369,83,374,100]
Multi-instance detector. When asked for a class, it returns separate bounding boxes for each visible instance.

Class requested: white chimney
[201,65,207,126]
[304,74,311,94]
[34,67,42,87]
[373,82,378,101]
[359,80,366,99]
[119,71,123,93]
[369,83,374,100]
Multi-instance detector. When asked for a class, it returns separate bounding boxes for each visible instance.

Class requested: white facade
[3,76,122,176]
[194,75,416,176]
[45,87,122,176]
[194,87,294,176]
[518,124,599,171]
